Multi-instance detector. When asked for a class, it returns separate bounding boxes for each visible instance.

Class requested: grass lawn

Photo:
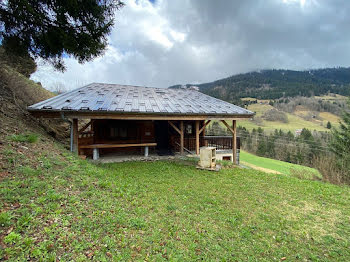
[1,138,350,261]
[240,150,320,177]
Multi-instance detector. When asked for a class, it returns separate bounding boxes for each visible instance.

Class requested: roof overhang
[28,109,254,121]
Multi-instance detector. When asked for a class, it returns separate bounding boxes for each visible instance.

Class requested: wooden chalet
[28,83,254,162]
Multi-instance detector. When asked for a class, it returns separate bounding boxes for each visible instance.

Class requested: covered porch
[71,118,238,163]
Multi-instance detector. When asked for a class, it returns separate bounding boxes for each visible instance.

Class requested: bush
[8,133,38,143]
[252,116,264,125]
[263,109,289,123]
[0,46,36,77]
[313,155,349,185]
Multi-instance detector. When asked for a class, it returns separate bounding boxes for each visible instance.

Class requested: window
[186,124,192,134]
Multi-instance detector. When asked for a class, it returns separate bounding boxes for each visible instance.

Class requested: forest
[170,68,350,104]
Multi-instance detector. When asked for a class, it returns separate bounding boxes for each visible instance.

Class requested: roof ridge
[89,82,161,89]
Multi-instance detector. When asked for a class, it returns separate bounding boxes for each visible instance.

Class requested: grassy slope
[1,135,350,261]
[240,150,320,177]
[1,66,349,260]
[0,65,54,105]
[0,64,69,144]
[236,102,341,133]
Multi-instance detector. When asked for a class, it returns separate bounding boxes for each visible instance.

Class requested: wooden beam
[168,121,181,135]
[221,120,235,135]
[195,120,200,155]
[72,118,79,154]
[80,143,157,149]
[78,121,92,134]
[199,120,211,135]
[180,121,184,155]
[232,120,237,165]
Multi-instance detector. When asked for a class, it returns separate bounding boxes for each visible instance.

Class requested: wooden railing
[171,136,240,152]
[204,136,236,150]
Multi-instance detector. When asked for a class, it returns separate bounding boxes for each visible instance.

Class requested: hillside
[170,67,350,103]
[0,61,69,145]
[238,100,342,133]
[2,134,350,260]
[209,99,343,135]
[1,56,350,260]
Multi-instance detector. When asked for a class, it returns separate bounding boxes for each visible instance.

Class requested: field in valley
[238,103,340,133]
[235,95,346,133]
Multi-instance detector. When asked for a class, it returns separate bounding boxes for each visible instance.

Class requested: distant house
[189,86,200,91]
[295,129,303,136]
[28,83,253,162]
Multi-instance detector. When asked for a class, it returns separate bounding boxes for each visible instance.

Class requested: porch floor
[93,152,179,163]
[89,149,236,164]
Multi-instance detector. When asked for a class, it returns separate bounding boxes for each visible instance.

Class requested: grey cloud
[31,0,350,91]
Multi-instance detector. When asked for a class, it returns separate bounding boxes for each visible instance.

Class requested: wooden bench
[79,143,157,160]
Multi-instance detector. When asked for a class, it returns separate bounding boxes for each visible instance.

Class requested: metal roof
[28,83,254,117]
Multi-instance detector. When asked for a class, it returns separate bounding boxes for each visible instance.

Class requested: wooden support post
[72,118,79,154]
[232,120,237,165]
[195,120,200,155]
[221,119,237,164]
[202,121,208,146]
[180,121,184,155]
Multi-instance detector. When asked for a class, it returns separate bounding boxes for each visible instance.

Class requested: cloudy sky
[31,0,350,91]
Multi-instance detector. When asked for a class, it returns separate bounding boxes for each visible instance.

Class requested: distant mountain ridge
[169,68,350,103]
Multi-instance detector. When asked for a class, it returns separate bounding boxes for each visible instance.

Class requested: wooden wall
[79,120,155,156]
[92,120,155,144]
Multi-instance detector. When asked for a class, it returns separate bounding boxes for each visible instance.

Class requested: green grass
[8,133,38,143]
[240,150,320,177]
[1,145,350,261]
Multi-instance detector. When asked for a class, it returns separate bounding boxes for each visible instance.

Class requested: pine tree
[326,121,332,129]
[0,0,124,71]
[256,140,267,156]
[330,99,350,171]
